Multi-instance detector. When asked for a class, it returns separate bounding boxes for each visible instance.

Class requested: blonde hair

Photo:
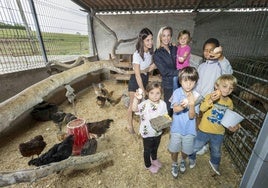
[215,74,237,88]
[156,26,173,49]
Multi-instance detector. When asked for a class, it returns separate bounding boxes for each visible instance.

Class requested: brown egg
[216,90,222,97]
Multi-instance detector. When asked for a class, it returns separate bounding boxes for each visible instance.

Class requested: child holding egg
[195,38,233,155]
[168,66,199,178]
[132,82,168,174]
[189,74,240,176]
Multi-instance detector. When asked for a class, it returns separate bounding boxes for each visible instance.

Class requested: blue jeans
[189,130,224,165]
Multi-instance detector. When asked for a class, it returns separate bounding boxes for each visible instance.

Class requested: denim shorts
[128,74,149,92]
[168,132,195,154]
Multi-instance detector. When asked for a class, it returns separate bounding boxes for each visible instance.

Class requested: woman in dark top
[154,26,179,117]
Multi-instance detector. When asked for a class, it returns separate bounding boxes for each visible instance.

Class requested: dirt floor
[0,79,242,188]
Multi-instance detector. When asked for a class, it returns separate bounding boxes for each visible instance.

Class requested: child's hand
[210,90,221,102]
[209,46,222,59]
[180,98,188,108]
[135,88,144,100]
[187,92,195,106]
[228,124,241,132]
[178,56,184,63]
[180,93,195,108]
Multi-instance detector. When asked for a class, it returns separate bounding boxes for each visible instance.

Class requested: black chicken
[51,111,77,131]
[28,134,74,166]
[80,138,98,156]
[51,111,66,131]
[19,135,46,158]
[86,119,113,137]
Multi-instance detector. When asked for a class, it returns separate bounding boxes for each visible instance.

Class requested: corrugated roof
[72,0,268,12]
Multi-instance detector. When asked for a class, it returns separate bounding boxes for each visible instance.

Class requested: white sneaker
[196,144,208,155]
[171,163,179,178]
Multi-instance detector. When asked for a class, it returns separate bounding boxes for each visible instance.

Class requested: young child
[189,74,241,175]
[168,66,199,178]
[196,38,233,98]
[173,30,191,90]
[195,38,233,155]
[132,81,168,174]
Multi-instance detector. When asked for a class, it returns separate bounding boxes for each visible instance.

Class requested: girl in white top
[132,81,168,174]
[127,28,156,134]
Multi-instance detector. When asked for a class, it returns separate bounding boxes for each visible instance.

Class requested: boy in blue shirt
[168,66,199,178]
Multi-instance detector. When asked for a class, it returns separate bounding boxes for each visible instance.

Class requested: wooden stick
[0,150,113,187]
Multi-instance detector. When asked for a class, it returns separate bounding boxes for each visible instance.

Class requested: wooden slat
[114,62,132,69]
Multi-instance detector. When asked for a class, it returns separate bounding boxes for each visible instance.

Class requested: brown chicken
[86,119,113,137]
[93,83,114,98]
[28,135,74,166]
[107,94,127,106]
[239,83,268,111]
[19,135,47,158]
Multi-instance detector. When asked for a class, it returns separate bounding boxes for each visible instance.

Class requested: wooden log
[0,150,113,187]
[0,59,134,134]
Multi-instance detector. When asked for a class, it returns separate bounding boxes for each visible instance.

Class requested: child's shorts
[168,133,195,155]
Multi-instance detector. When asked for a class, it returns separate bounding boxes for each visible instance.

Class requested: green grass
[0,28,89,56]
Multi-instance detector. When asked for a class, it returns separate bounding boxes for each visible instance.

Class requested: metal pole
[240,113,268,188]
[16,0,38,54]
[87,13,95,56]
[28,0,48,63]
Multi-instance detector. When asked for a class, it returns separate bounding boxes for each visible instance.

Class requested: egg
[216,90,222,97]
[138,88,143,95]
[182,98,189,105]
[213,46,222,54]
[137,88,143,99]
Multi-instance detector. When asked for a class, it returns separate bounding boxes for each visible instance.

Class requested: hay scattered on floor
[0,79,242,188]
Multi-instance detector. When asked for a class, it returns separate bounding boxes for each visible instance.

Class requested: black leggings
[143,134,162,168]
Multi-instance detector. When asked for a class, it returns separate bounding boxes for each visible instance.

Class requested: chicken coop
[0,0,267,187]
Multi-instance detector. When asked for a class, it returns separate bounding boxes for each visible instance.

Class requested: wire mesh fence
[192,5,268,174]
[0,0,89,74]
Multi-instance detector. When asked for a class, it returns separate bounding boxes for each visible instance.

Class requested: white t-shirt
[137,99,168,138]
[132,51,152,71]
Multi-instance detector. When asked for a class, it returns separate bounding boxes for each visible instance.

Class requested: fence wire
[192,5,267,174]
[0,0,89,74]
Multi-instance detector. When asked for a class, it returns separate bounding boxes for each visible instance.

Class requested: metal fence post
[28,0,48,63]
[240,113,268,188]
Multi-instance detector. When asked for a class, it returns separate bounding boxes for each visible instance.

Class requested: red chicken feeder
[67,118,89,155]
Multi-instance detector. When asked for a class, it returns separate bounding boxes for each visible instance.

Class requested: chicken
[86,119,113,137]
[51,111,66,131]
[80,138,98,156]
[96,96,107,107]
[93,83,117,107]
[239,83,268,111]
[19,135,46,158]
[28,134,74,166]
[64,113,77,124]
[51,111,77,131]
[107,94,126,106]
[93,83,114,98]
